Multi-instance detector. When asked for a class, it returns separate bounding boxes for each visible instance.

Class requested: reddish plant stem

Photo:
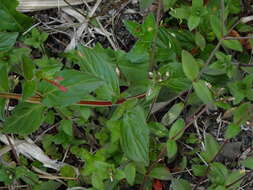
[0,92,146,107]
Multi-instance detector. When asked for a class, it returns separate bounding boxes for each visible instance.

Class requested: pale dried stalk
[17,0,93,12]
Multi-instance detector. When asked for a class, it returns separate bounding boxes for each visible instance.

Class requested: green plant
[0,0,253,189]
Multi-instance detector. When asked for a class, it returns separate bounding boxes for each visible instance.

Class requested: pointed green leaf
[22,80,36,101]
[23,56,35,80]
[169,118,185,140]
[166,139,177,159]
[0,0,33,31]
[2,103,45,135]
[150,167,172,180]
[0,64,9,91]
[172,179,191,190]
[60,120,73,136]
[162,102,184,126]
[192,164,207,177]
[121,106,149,165]
[163,0,177,11]
[188,15,201,31]
[77,46,120,100]
[181,50,199,81]
[225,171,244,190]
[124,163,136,185]
[241,157,253,169]
[224,123,241,139]
[222,39,243,52]
[193,80,213,105]
[0,32,18,51]
[201,134,220,162]
[42,70,104,107]
[208,162,228,185]
[195,32,206,50]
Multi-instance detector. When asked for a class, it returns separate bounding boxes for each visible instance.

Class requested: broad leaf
[77,45,120,100]
[171,179,191,190]
[222,39,242,52]
[188,15,201,31]
[169,118,185,140]
[225,171,244,190]
[166,139,177,159]
[0,0,32,31]
[162,102,184,126]
[139,0,155,10]
[163,0,177,11]
[42,70,104,107]
[150,167,172,180]
[23,56,35,80]
[0,63,9,91]
[201,134,220,162]
[224,123,240,139]
[124,163,136,185]
[241,157,253,169]
[195,32,206,50]
[0,32,18,51]
[22,80,36,101]
[208,162,228,185]
[192,164,207,177]
[181,50,199,81]
[2,103,45,135]
[193,80,213,105]
[121,106,149,165]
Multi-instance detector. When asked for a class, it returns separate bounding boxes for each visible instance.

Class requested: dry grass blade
[17,0,93,12]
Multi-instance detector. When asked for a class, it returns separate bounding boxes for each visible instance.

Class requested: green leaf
[201,134,220,162]
[139,0,155,10]
[193,80,213,105]
[121,106,149,165]
[0,0,33,31]
[188,15,201,31]
[92,173,104,190]
[0,99,6,121]
[224,123,241,139]
[42,70,104,107]
[192,0,203,8]
[233,102,251,126]
[192,164,207,177]
[150,167,172,180]
[0,63,9,91]
[33,181,61,190]
[162,102,184,126]
[24,29,48,49]
[77,45,120,100]
[195,32,206,50]
[149,122,169,137]
[210,14,222,39]
[2,103,45,135]
[60,120,73,136]
[60,165,76,177]
[170,7,191,19]
[124,163,136,185]
[241,157,253,169]
[222,39,243,52]
[181,50,199,81]
[225,171,244,190]
[0,32,18,51]
[22,56,35,80]
[22,80,36,101]
[15,166,39,185]
[163,0,177,11]
[166,139,177,159]
[208,162,228,185]
[169,118,185,140]
[172,179,191,190]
